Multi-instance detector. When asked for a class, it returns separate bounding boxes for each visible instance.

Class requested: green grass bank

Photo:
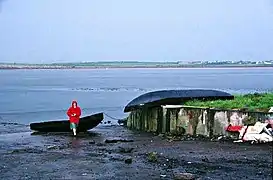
[184,92,273,112]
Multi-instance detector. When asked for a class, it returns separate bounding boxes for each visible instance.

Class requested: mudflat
[0,125,272,180]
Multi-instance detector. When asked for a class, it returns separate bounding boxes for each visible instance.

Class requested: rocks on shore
[161,133,236,143]
[118,147,134,153]
[89,140,96,144]
[124,158,133,164]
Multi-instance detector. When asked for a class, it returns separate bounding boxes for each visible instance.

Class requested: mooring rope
[103,112,124,121]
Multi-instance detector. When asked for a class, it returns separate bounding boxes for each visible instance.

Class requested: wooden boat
[30,112,104,132]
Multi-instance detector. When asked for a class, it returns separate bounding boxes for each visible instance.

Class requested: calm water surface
[0,68,272,125]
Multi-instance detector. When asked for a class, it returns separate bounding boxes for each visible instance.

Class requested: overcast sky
[0,0,273,63]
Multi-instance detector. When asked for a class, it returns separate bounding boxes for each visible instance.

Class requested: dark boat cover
[124,89,234,112]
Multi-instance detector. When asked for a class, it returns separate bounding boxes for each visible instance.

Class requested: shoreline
[1,66,273,70]
[0,125,272,179]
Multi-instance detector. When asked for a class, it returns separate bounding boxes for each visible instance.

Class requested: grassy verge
[184,93,273,112]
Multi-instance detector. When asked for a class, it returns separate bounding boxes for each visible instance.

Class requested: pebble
[124,158,133,164]
[89,140,95,144]
[47,145,58,150]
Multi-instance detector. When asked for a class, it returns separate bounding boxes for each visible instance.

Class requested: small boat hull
[124,89,234,112]
[30,112,104,132]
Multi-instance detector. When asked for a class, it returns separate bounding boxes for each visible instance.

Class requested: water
[0,68,273,126]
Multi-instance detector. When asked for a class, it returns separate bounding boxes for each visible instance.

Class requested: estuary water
[0,68,272,127]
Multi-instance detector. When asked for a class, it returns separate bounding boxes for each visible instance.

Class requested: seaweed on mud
[164,133,236,143]
[147,152,158,162]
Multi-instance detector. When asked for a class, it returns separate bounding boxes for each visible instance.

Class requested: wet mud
[0,125,272,180]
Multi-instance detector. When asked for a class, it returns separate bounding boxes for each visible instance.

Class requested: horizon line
[1,59,273,64]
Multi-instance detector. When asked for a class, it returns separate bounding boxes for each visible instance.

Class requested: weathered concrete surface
[126,106,272,137]
[0,125,272,180]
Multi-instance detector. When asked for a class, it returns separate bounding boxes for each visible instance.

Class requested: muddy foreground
[0,125,272,180]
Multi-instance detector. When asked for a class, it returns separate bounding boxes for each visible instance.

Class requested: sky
[0,0,273,63]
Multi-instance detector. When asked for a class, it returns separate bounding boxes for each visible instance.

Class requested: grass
[184,92,273,112]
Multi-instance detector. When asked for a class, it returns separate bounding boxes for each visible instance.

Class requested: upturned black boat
[30,112,104,132]
[124,89,234,112]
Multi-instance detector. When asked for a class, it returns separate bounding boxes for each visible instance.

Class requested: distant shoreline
[1,65,273,70]
[1,61,273,70]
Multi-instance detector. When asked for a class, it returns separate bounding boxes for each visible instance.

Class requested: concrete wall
[125,105,272,137]
[126,107,161,132]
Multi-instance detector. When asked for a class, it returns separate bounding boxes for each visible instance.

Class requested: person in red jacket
[67,100,81,136]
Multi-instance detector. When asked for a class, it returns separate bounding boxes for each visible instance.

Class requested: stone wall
[125,105,272,137]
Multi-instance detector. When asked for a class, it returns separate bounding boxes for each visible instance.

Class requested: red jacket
[67,100,81,124]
